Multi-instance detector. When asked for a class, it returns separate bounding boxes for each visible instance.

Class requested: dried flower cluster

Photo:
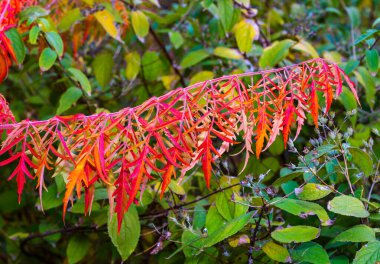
[0,58,358,230]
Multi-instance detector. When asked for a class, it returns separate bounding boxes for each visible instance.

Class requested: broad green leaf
[94,10,120,40]
[216,191,235,221]
[355,67,376,108]
[131,11,149,41]
[29,25,40,45]
[67,68,92,96]
[217,0,234,33]
[262,240,291,263]
[292,39,319,58]
[259,39,295,68]
[354,29,378,45]
[180,49,210,69]
[272,198,331,225]
[20,6,49,21]
[92,52,114,89]
[202,212,253,247]
[366,49,379,73]
[108,205,140,261]
[296,183,332,201]
[373,17,380,27]
[190,71,214,85]
[169,31,184,49]
[349,147,373,177]
[234,19,257,53]
[58,8,84,32]
[292,242,329,264]
[45,31,64,57]
[193,203,207,229]
[214,47,243,60]
[142,51,162,81]
[125,52,141,80]
[353,241,380,264]
[327,195,369,218]
[36,184,62,210]
[334,225,376,243]
[5,28,25,64]
[271,226,320,243]
[205,205,227,234]
[67,235,90,264]
[56,87,82,115]
[39,47,57,71]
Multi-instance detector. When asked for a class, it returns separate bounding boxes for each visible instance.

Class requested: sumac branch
[0,58,358,231]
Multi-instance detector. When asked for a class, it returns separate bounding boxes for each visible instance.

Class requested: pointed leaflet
[63,156,88,220]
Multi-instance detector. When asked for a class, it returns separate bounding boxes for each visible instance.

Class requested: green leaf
[353,241,380,264]
[36,184,62,210]
[190,71,214,85]
[180,49,210,69]
[5,28,25,64]
[273,169,303,186]
[92,52,114,89]
[271,226,320,243]
[58,8,84,32]
[349,147,373,177]
[296,183,332,201]
[355,67,376,108]
[131,11,149,41]
[67,235,90,264]
[259,39,295,68]
[29,25,40,45]
[202,212,253,247]
[354,29,378,45]
[169,31,184,49]
[338,86,357,124]
[125,52,141,80]
[193,203,207,230]
[213,47,243,60]
[20,6,49,21]
[217,0,234,33]
[272,198,331,226]
[67,68,92,96]
[262,240,291,263]
[45,31,64,57]
[366,49,379,73]
[108,205,140,261]
[292,242,329,264]
[56,87,82,115]
[333,225,376,243]
[292,39,319,58]
[234,19,257,53]
[346,6,360,28]
[327,195,369,218]
[39,48,57,71]
[142,51,162,81]
[205,205,226,234]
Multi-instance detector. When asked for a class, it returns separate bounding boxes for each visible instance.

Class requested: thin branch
[149,26,186,87]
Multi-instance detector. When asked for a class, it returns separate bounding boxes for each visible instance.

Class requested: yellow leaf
[125,52,141,80]
[323,51,342,63]
[233,19,259,53]
[214,47,243,60]
[131,11,149,41]
[162,75,178,90]
[94,10,120,40]
[190,71,214,85]
[292,39,319,58]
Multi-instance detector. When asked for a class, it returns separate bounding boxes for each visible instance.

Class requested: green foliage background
[0,0,379,263]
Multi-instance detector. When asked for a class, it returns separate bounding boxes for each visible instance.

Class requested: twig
[149,26,186,87]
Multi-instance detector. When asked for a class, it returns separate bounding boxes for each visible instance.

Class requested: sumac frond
[0,58,359,229]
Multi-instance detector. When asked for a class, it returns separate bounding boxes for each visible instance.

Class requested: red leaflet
[0,59,360,229]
